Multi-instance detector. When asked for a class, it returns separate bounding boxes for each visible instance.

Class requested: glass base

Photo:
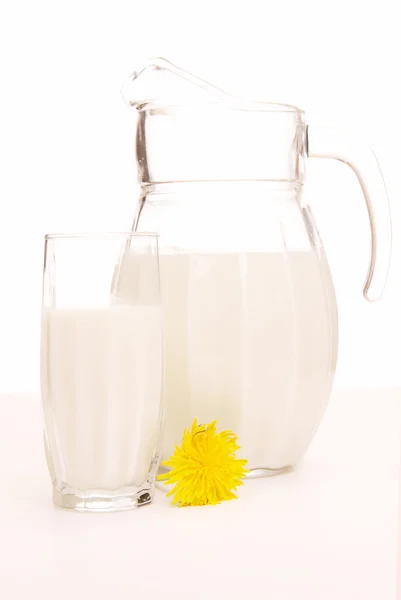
[53,485,154,512]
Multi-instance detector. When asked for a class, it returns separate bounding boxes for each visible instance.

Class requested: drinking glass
[41,233,163,512]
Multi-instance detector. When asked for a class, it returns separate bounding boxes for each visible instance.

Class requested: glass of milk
[41,232,163,512]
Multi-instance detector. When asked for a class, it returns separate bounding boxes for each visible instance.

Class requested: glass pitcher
[118,58,391,476]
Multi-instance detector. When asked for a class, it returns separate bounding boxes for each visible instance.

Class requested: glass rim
[44,231,159,241]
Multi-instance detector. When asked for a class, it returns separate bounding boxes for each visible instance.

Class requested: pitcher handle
[306,125,392,302]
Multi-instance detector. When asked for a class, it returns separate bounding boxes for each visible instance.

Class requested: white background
[1,390,399,600]
[0,0,399,393]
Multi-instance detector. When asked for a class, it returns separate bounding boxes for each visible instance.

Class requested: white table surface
[0,389,400,600]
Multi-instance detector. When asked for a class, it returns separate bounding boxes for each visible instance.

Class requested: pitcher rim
[136,100,304,114]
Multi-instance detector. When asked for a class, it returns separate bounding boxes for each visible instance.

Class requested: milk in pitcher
[117,249,338,471]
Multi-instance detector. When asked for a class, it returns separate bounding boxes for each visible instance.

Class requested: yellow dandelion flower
[157,419,248,507]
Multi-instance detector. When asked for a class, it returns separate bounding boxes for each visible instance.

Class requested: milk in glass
[41,305,162,491]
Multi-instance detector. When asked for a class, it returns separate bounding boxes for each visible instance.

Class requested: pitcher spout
[121,56,236,110]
